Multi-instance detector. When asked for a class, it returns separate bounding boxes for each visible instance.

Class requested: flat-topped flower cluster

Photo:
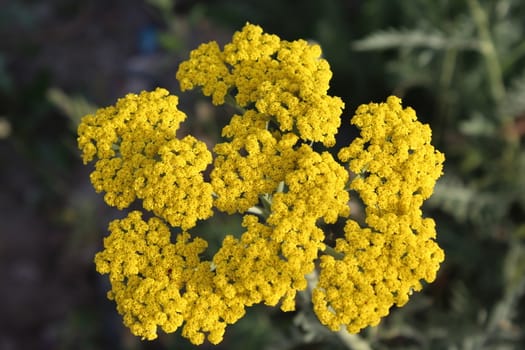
[77,23,445,345]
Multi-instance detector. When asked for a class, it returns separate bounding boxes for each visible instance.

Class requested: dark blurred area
[1,0,525,349]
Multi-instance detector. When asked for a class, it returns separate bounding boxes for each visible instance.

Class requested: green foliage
[352,27,479,51]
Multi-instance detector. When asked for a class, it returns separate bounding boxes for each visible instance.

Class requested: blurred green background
[1,0,525,349]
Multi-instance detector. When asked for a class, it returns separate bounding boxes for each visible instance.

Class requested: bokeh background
[1,0,525,349]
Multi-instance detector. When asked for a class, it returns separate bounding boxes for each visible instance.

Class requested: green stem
[246,205,267,217]
[467,0,506,102]
[502,39,525,74]
[323,244,345,260]
[435,48,457,142]
[224,94,246,114]
[440,48,457,90]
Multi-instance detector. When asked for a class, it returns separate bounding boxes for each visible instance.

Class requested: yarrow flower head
[78,23,445,345]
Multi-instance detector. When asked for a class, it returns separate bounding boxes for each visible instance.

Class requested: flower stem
[224,94,246,113]
[467,0,506,102]
[323,244,345,260]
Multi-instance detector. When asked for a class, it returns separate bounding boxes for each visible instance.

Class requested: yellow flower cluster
[77,88,213,230]
[94,211,246,344]
[176,23,344,147]
[313,97,445,333]
[213,144,350,313]
[78,24,445,345]
[211,110,300,214]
